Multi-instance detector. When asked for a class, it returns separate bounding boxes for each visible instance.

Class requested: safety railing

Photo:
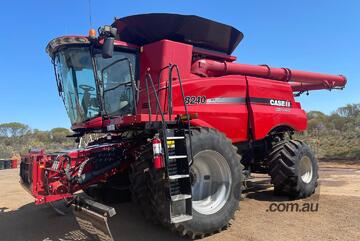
[143,64,193,165]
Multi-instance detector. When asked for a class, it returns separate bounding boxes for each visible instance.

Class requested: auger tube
[191,59,347,91]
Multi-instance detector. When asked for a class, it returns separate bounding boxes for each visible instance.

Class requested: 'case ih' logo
[269,99,291,107]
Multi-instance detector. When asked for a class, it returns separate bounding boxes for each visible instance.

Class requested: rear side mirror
[102,37,114,59]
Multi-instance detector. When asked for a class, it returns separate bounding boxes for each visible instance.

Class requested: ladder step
[167,136,185,140]
[169,155,187,160]
[171,214,193,223]
[169,174,190,180]
[171,194,192,201]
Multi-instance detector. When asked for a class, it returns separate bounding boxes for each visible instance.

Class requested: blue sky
[0,0,359,130]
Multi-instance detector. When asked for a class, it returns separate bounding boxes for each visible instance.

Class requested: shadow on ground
[244,175,322,203]
[0,176,310,241]
[0,201,186,241]
[243,178,294,202]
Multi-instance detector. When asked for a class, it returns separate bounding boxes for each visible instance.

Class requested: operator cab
[47,33,138,129]
[46,13,244,132]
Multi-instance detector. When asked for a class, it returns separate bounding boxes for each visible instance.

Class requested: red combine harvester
[20,14,346,239]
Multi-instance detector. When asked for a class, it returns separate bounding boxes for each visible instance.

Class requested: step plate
[72,206,114,241]
[171,194,192,201]
[168,155,188,160]
[171,214,193,223]
[169,174,190,180]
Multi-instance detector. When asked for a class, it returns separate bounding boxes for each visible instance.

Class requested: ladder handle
[170,65,194,165]
[145,72,170,168]
[144,71,152,122]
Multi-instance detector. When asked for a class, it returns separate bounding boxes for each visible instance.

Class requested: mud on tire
[267,139,319,198]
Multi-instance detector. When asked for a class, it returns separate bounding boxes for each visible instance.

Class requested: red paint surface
[68,39,345,143]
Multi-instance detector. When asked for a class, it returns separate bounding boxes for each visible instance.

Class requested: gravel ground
[0,161,359,241]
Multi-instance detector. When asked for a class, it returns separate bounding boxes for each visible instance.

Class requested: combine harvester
[20,14,346,239]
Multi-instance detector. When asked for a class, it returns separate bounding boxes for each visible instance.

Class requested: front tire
[176,128,244,238]
[130,128,244,238]
[267,139,318,198]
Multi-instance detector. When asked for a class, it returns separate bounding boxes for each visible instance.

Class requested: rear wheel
[130,128,244,238]
[267,139,318,198]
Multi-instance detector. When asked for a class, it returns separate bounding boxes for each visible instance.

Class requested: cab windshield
[54,47,136,125]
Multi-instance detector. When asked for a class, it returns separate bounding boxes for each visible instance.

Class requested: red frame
[21,143,129,204]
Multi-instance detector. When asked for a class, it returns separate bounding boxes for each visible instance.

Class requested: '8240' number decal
[184,96,207,105]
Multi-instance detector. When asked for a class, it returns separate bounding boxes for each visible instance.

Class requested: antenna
[88,0,93,28]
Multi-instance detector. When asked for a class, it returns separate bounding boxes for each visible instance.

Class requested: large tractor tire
[129,146,159,223]
[267,139,318,198]
[130,128,244,238]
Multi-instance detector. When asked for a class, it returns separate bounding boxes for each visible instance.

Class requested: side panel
[247,76,307,140]
[136,39,306,142]
[138,40,193,114]
[172,75,248,142]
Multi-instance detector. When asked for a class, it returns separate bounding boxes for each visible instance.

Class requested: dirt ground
[0,161,359,241]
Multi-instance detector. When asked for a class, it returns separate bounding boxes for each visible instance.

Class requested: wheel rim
[299,156,313,184]
[191,150,232,215]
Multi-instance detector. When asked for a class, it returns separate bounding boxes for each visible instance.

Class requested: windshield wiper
[101,58,136,93]
[103,81,132,93]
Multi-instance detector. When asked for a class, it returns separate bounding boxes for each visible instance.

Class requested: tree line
[0,103,359,160]
[0,123,74,159]
[307,104,360,132]
[298,104,360,159]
